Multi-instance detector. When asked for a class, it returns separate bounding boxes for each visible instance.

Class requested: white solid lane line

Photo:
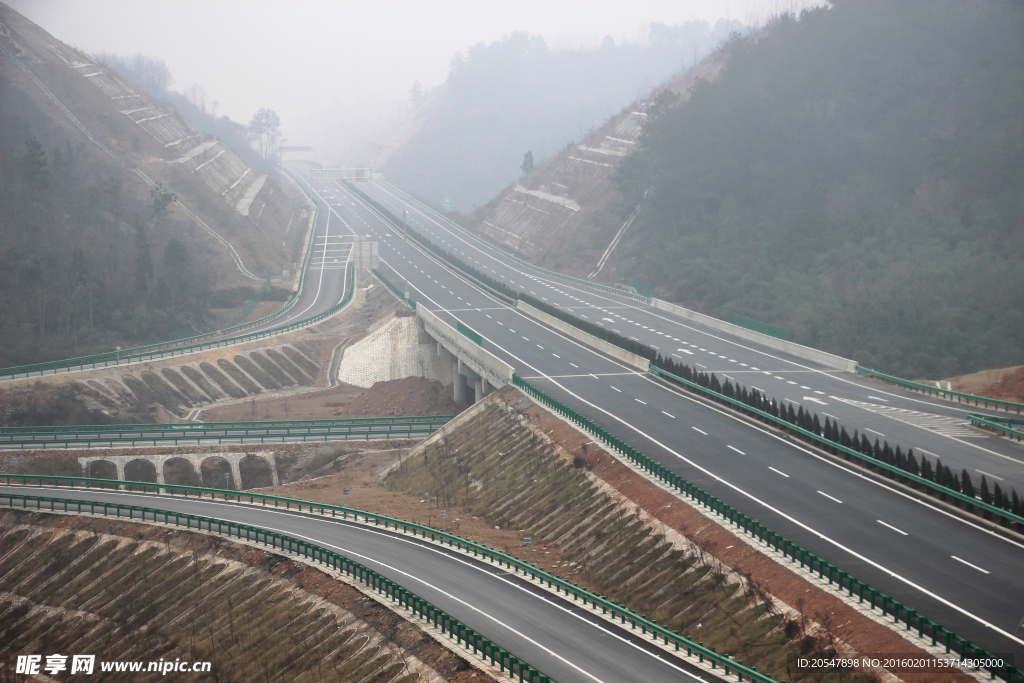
[769,467,790,478]
[950,556,990,574]
[817,491,843,504]
[877,520,908,536]
[365,182,1024,648]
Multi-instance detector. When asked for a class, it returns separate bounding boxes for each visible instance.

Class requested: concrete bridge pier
[453,360,471,404]
[229,460,243,490]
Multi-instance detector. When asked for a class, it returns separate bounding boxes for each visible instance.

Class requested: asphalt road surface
[1,485,710,683]
[301,174,1024,662]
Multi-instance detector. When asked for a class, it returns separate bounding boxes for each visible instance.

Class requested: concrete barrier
[517,300,650,372]
[651,299,857,372]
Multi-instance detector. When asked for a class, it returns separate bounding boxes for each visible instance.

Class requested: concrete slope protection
[362,180,1024,491]
[307,175,1024,662]
[0,485,708,683]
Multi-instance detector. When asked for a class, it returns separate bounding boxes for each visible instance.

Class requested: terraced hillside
[465,48,730,280]
[0,4,304,281]
[387,395,878,683]
[0,510,483,682]
[0,5,310,367]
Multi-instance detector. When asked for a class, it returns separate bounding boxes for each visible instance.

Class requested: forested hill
[614,0,1024,379]
[384,21,741,213]
[0,5,304,368]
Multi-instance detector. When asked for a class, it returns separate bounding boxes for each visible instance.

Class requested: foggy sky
[8,0,821,155]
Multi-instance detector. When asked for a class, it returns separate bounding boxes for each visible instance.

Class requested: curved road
[1,485,707,683]
[299,174,1024,662]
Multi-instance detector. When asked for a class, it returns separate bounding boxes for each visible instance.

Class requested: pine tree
[787,404,797,424]
[994,483,1004,510]
[906,450,919,476]
[944,465,959,492]
[981,476,992,505]
[921,456,933,481]
[812,413,822,436]
[961,470,975,498]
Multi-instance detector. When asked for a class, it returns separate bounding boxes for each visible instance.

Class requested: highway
[1,160,1021,664]
[0,170,354,379]
[364,180,1024,494]
[300,174,1024,662]
[0,485,706,683]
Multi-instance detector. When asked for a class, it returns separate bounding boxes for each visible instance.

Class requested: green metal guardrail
[0,264,355,380]
[457,321,483,347]
[858,367,1024,414]
[511,375,1020,683]
[0,415,453,450]
[0,175,324,380]
[372,268,415,309]
[649,365,1024,530]
[2,474,778,682]
[968,414,1024,442]
[0,415,453,435]
[379,180,653,304]
[0,490,559,683]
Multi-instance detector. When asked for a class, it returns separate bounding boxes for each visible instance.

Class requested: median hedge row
[652,354,1024,525]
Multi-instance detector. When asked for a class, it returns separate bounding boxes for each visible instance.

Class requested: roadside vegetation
[0,511,459,682]
[615,0,1024,378]
[387,400,877,682]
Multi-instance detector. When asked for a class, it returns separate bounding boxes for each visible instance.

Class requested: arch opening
[164,458,200,486]
[124,459,157,487]
[201,457,235,489]
[85,460,117,480]
[239,454,274,490]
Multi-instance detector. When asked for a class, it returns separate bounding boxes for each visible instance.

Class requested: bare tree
[247,108,282,165]
[183,83,210,114]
